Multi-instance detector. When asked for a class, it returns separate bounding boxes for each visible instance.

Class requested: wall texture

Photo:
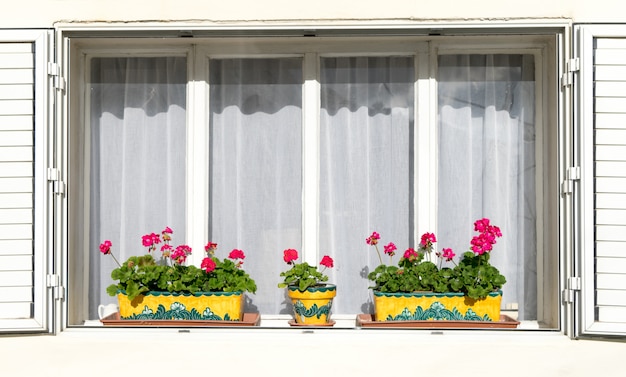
[6,0,622,29]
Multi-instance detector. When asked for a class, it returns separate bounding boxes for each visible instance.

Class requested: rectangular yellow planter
[117,291,244,321]
[373,291,502,322]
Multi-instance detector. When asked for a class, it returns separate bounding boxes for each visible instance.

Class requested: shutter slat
[0,302,31,319]
[0,287,32,302]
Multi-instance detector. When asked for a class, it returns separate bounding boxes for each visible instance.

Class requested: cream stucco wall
[3,0,625,29]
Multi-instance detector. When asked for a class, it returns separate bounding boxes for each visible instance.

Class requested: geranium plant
[367,218,506,300]
[277,248,334,292]
[100,227,257,301]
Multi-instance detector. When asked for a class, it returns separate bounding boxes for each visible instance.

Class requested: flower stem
[110,253,122,268]
[374,245,383,265]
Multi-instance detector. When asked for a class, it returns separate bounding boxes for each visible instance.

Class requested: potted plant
[278,249,336,325]
[366,218,507,322]
[100,227,257,321]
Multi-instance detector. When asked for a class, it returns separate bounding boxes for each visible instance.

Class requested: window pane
[319,56,415,314]
[209,58,303,315]
[437,54,537,320]
[87,57,187,319]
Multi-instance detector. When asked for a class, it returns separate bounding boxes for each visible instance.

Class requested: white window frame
[63,33,560,330]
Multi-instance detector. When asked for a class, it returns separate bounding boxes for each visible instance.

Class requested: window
[68,36,558,329]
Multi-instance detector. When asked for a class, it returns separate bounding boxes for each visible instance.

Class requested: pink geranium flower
[366,232,380,246]
[201,257,216,273]
[384,242,397,257]
[171,245,192,265]
[283,249,299,264]
[228,249,245,260]
[161,226,173,242]
[98,240,120,267]
[403,247,419,261]
[142,232,161,252]
[99,240,112,255]
[320,255,334,268]
[420,232,437,247]
[441,248,455,261]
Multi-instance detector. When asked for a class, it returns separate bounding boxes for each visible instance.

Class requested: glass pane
[319,56,415,314]
[209,58,303,315]
[437,54,537,320]
[87,57,188,320]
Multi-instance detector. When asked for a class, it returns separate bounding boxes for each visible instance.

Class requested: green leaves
[279,262,329,292]
[367,251,506,299]
[106,254,257,301]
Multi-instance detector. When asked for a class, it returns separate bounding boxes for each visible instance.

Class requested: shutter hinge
[47,167,66,196]
[561,57,580,88]
[46,274,65,300]
[562,276,581,304]
[47,62,66,92]
[561,166,580,195]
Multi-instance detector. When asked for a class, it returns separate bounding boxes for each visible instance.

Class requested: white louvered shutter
[577,25,626,337]
[0,30,52,332]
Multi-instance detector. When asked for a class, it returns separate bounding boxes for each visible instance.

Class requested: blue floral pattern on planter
[123,302,234,321]
[387,301,492,321]
[293,300,333,319]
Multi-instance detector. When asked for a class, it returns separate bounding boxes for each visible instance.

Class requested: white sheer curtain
[319,57,415,314]
[88,57,187,318]
[437,54,537,320]
[85,53,536,321]
[209,58,303,315]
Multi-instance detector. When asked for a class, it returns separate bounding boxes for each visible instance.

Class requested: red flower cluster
[200,243,247,271]
[283,248,299,264]
[228,249,245,260]
[201,257,216,273]
[282,248,334,269]
[320,255,334,268]
[470,218,502,255]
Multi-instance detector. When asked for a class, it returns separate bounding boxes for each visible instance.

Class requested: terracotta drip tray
[100,312,260,327]
[356,314,520,329]
[288,320,336,327]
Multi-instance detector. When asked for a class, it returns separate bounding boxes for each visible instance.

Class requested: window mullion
[188,48,208,266]
[416,43,436,237]
[302,52,319,264]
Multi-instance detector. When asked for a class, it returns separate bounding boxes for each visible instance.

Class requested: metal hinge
[562,276,581,304]
[47,167,65,196]
[561,57,580,88]
[46,274,65,300]
[561,166,581,195]
[47,62,66,92]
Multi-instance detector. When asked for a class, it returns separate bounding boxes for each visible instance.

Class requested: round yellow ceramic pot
[117,291,244,321]
[287,284,337,325]
[373,290,502,322]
